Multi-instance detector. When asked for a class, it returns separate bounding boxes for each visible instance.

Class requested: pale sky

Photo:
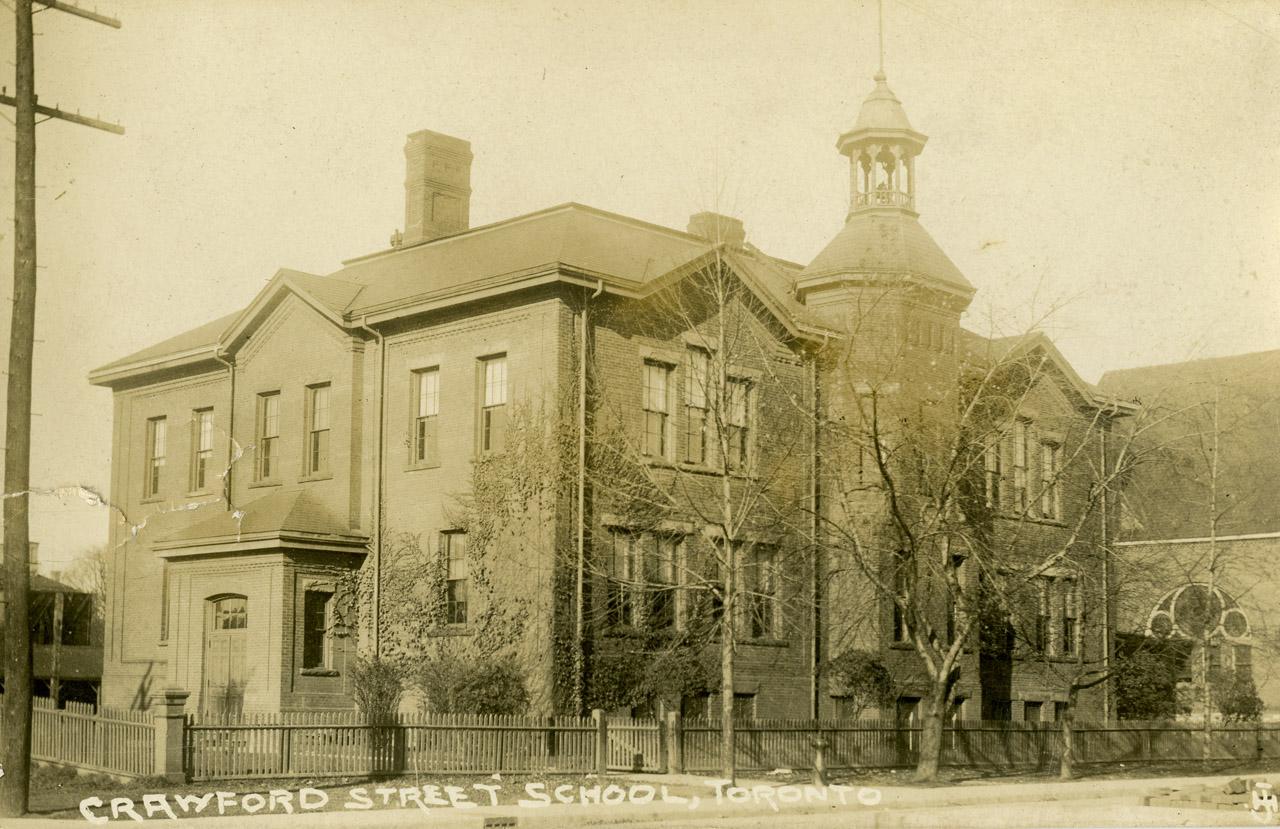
[0,0,1277,569]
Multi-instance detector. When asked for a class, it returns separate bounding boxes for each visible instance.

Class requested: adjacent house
[90,73,1131,721]
[0,545,103,706]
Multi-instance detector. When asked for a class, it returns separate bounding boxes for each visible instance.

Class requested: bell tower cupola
[838,71,928,218]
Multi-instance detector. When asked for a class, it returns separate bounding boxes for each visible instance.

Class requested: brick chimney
[402,129,473,246]
[687,211,746,247]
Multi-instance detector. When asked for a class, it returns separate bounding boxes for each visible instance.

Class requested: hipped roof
[90,203,836,386]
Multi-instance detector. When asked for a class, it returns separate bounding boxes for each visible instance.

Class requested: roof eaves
[353,265,647,326]
[88,345,221,387]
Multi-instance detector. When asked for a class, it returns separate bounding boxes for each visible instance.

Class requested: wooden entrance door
[204,596,247,716]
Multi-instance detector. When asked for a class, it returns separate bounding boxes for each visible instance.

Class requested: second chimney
[403,129,473,246]
[687,211,746,247]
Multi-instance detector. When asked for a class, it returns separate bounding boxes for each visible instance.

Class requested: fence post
[665,709,683,774]
[592,709,608,776]
[153,688,190,783]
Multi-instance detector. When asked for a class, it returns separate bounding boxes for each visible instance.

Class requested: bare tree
[581,237,816,781]
[814,319,1151,781]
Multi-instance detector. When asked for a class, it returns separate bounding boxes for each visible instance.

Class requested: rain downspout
[212,352,236,510]
[1100,415,1111,721]
[810,351,822,719]
[575,280,604,715]
[358,317,386,659]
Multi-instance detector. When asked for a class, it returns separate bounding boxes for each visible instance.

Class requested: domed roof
[798,209,973,296]
[853,71,915,133]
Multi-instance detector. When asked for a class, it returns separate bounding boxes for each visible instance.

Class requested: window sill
[997,513,1066,528]
[405,462,442,473]
[298,473,333,484]
[743,637,790,648]
[185,489,214,499]
[643,457,675,469]
[300,668,340,677]
[248,478,282,490]
[140,495,165,505]
[428,626,474,638]
[890,641,915,651]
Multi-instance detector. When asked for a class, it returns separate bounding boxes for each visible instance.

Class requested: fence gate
[607,717,664,772]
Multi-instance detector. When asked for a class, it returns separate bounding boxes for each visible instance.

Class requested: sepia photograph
[0,0,1277,826]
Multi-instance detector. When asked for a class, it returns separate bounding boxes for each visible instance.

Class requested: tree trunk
[1059,685,1079,779]
[913,684,948,782]
[720,560,736,783]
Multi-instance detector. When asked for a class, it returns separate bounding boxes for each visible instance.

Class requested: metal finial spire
[878,0,885,76]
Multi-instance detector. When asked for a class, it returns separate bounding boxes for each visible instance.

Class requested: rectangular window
[645,535,677,631]
[301,590,331,670]
[892,551,911,644]
[1234,644,1253,675]
[479,356,507,454]
[725,378,751,472]
[442,532,468,624]
[144,416,167,498]
[685,543,723,634]
[412,367,440,465]
[683,348,709,464]
[1061,579,1079,657]
[31,594,55,646]
[606,531,635,627]
[1012,420,1029,512]
[190,409,214,492]
[305,384,331,476]
[255,392,280,480]
[1023,701,1043,723]
[984,440,1002,509]
[61,593,94,647]
[745,545,779,639]
[605,531,679,630]
[642,361,671,458]
[1040,443,1061,520]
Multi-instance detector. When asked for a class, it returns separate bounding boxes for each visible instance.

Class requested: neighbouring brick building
[91,74,1131,721]
[1099,350,1280,720]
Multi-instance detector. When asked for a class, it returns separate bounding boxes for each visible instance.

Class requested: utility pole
[1,0,122,816]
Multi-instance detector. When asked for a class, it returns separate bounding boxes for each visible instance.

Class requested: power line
[1199,0,1280,46]
[0,0,122,818]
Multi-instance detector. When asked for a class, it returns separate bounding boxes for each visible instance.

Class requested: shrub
[1214,672,1264,723]
[1114,648,1184,720]
[413,653,530,715]
[350,656,406,721]
[822,649,894,718]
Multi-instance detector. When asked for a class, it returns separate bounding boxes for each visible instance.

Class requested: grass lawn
[29,764,640,820]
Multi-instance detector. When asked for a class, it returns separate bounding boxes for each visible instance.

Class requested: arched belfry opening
[838,72,928,218]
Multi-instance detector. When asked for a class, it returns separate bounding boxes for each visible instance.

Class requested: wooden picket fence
[13,696,156,778]
[182,711,1280,781]
[677,718,1280,773]
[185,710,598,781]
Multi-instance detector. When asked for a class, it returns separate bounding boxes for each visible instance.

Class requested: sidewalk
[1,772,1270,828]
